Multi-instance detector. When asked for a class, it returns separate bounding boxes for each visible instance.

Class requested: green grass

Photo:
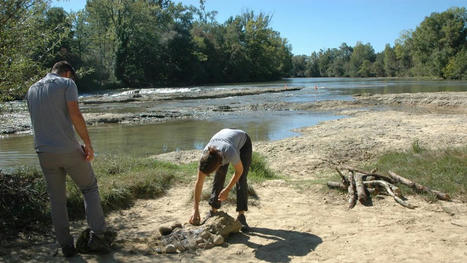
[364,143,467,201]
[0,152,277,237]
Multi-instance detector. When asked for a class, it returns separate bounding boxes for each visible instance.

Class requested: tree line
[0,0,293,101]
[290,7,466,80]
[0,1,465,102]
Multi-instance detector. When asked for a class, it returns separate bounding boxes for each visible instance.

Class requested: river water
[1,78,466,169]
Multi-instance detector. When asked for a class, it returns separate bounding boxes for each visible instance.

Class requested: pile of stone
[153,211,241,254]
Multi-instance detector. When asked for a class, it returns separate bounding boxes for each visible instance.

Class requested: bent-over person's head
[199,146,222,174]
[52,61,76,79]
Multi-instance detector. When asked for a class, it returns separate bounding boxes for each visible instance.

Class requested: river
[1,78,466,169]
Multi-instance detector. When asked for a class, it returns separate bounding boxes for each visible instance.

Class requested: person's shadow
[229,227,322,263]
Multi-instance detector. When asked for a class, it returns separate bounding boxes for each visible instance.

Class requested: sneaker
[237,214,250,233]
[61,244,77,257]
[200,210,217,225]
[87,231,111,254]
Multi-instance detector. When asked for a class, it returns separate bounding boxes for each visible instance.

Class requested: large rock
[153,211,241,254]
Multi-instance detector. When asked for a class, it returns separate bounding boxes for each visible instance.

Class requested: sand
[2,92,467,262]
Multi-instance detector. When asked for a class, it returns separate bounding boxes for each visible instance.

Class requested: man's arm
[218,161,243,201]
[190,170,206,225]
[67,101,94,161]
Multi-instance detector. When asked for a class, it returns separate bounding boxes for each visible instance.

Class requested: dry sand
[2,92,467,262]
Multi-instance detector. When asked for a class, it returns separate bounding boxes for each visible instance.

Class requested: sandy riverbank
[2,91,467,262]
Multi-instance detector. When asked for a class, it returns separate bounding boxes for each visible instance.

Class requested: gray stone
[213,235,224,246]
[165,244,177,253]
[159,226,172,236]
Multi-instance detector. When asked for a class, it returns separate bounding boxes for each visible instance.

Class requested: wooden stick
[347,171,357,209]
[327,181,347,191]
[335,167,349,187]
[354,173,368,204]
[364,180,402,198]
[364,180,416,209]
[341,166,395,183]
[388,171,451,201]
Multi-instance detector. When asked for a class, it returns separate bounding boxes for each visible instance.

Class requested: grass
[0,152,277,237]
[364,142,467,201]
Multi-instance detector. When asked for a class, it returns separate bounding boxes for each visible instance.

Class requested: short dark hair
[51,61,75,76]
[199,147,222,174]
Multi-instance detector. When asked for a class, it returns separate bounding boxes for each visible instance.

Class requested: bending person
[189,128,252,232]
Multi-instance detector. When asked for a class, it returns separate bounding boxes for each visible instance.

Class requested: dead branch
[335,167,349,187]
[347,172,357,209]
[354,173,368,204]
[327,181,347,191]
[364,180,416,209]
[341,166,395,183]
[388,171,451,201]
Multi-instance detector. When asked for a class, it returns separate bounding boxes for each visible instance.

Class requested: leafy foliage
[290,7,466,80]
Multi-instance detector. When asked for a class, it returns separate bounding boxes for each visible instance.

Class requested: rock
[165,244,177,253]
[153,211,240,253]
[159,226,173,236]
[171,222,182,230]
[205,211,242,238]
[200,230,212,240]
[213,235,224,246]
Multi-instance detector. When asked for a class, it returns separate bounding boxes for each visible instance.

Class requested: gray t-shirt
[204,129,247,166]
[26,73,81,153]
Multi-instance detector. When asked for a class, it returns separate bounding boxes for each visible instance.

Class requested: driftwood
[387,171,451,201]
[347,172,357,209]
[327,167,451,209]
[364,180,416,209]
[354,173,368,204]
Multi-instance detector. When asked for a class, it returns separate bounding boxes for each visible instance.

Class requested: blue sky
[52,0,466,55]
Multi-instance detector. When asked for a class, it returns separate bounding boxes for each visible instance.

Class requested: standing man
[26,61,111,257]
[189,128,252,232]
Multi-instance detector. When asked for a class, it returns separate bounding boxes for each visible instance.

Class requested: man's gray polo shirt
[26,73,81,153]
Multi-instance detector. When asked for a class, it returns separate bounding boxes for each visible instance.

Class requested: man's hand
[83,144,94,161]
[218,187,231,202]
[189,210,201,225]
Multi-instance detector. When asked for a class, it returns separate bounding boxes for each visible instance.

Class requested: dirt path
[2,92,467,262]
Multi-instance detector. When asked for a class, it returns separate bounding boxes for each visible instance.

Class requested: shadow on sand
[229,227,322,263]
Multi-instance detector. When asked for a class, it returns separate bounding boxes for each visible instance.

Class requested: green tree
[383,44,397,77]
[0,0,57,101]
[409,7,466,78]
[348,42,375,77]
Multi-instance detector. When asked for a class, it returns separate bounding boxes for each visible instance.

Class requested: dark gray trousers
[208,134,252,211]
[38,149,106,247]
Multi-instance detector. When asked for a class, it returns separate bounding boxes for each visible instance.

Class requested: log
[364,180,416,209]
[354,173,368,204]
[388,171,451,201]
[327,181,347,191]
[347,172,357,209]
[341,166,395,183]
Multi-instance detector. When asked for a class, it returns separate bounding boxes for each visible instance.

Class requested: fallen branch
[354,173,368,204]
[388,171,451,201]
[364,180,416,209]
[341,166,395,183]
[347,172,357,209]
[335,168,349,187]
[326,181,347,191]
